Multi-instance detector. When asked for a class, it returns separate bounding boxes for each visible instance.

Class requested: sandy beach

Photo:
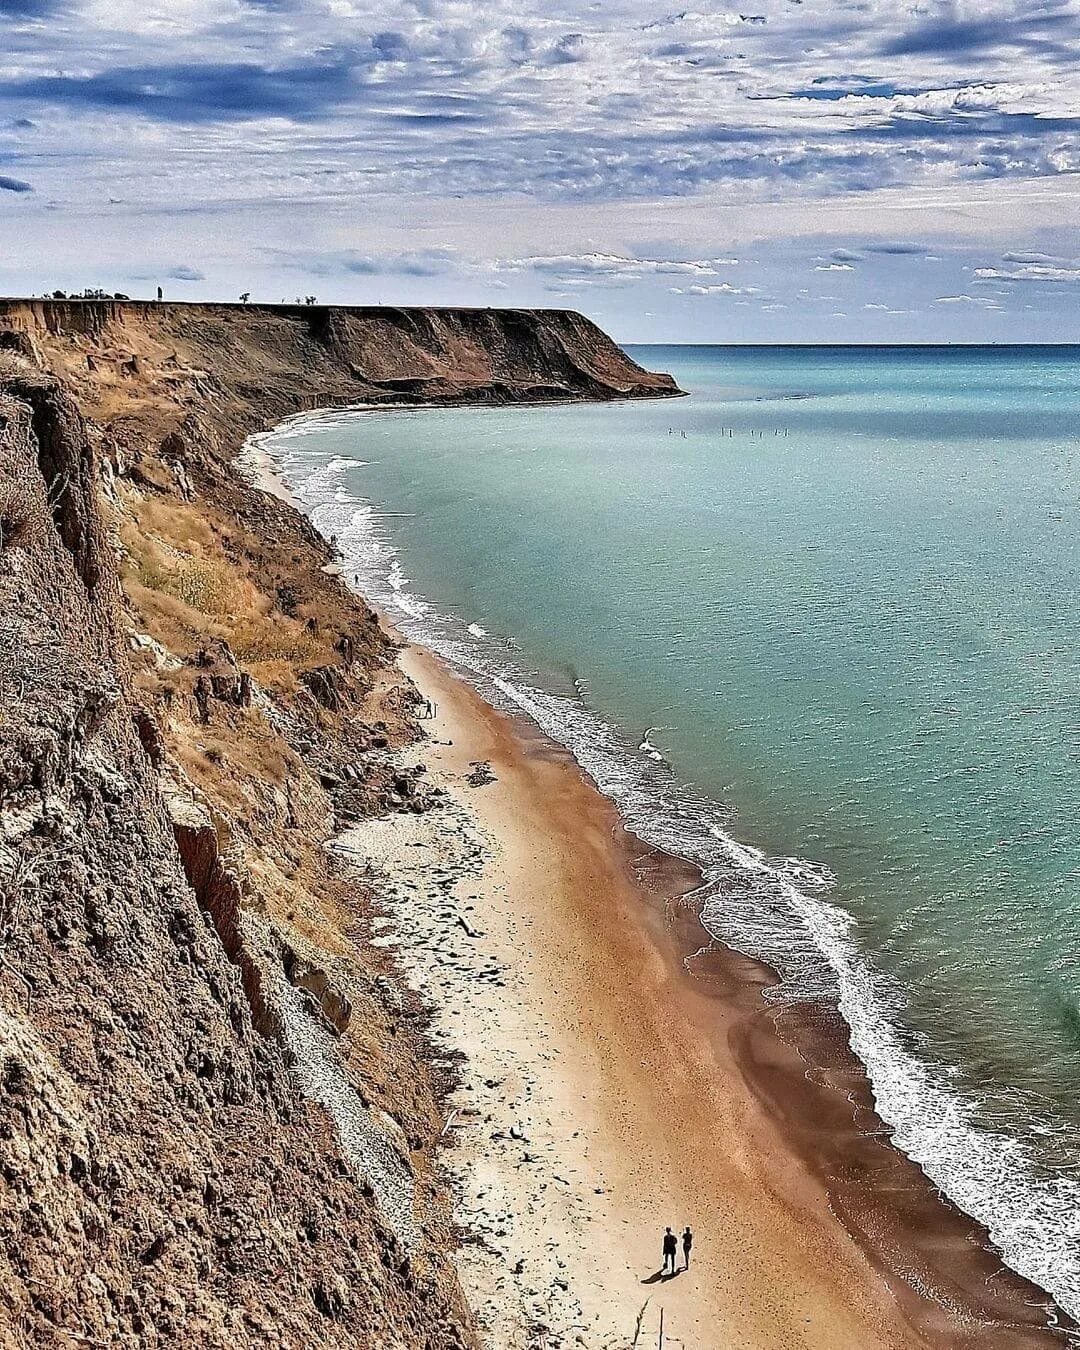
[332,640,1069,1350]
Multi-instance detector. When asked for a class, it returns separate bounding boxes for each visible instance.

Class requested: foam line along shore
[252,410,1072,1348]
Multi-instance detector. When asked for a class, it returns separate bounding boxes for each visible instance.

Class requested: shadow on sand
[641,1268,684,1285]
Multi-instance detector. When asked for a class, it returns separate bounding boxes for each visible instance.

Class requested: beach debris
[466,760,497,787]
[631,1300,651,1347]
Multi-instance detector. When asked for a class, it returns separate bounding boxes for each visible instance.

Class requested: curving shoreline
[331,623,1071,1347]
[260,398,1074,1347]
[3,290,1067,1345]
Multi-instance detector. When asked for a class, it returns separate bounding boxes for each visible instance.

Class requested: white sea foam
[795,895,1080,1319]
[270,425,1080,1327]
[639,727,668,762]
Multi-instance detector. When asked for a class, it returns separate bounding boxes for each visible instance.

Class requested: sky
[2,0,1080,341]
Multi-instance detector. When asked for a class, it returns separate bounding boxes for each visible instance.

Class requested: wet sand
[349,641,1069,1349]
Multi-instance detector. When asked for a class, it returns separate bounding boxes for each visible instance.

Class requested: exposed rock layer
[0,368,469,1350]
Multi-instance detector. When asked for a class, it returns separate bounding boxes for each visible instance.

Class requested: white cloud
[974,264,1080,282]
[2,0,1079,339]
[671,282,762,296]
[496,253,739,278]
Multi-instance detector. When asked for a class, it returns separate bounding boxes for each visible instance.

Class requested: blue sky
[2,0,1079,340]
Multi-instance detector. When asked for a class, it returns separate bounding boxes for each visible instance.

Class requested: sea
[256,345,1080,1317]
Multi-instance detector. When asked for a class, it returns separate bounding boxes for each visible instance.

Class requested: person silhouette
[662,1227,677,1275]
[682,1226,693,1270]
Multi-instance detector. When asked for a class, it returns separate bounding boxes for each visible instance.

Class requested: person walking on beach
[682,1226,693,1270]
[662,1227,678,1276]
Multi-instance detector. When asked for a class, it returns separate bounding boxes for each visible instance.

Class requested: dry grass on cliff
[169,714,300,812]
[113,482,393,957]
[117,494,334,686]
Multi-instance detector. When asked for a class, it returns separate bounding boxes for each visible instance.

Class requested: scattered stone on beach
[329,738,609,1350]
[466,760,497,787]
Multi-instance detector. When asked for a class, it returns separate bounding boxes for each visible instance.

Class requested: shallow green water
[267,345,1080,1312]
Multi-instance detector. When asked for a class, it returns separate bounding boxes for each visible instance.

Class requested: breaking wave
[264,424,1080,1327]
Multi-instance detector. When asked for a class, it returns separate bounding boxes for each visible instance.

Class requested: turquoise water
[262,346,1080,1314]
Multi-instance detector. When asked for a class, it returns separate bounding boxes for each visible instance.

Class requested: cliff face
[0,302,677,1348]
[0,368,473,1348]
[0,299,679,436]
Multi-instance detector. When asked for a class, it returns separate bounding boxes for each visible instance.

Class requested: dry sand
[237,437,302,505]
[337,643,1068,1350]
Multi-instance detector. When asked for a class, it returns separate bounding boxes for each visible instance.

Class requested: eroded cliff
[0,300,679,449]
[0,305,676,1347]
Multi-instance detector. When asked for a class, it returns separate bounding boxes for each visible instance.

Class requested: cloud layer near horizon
[2,0,1079,339]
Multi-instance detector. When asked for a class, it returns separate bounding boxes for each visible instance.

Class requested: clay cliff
[0,303,680,1348]
[0,299,679,442]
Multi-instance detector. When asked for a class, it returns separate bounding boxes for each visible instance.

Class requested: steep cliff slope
[0,361,474,1349]
[0,300,679,452]
[0,306,678,1347]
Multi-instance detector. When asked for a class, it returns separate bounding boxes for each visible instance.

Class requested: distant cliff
[0,302,674,1347]
[0,297,680,426]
